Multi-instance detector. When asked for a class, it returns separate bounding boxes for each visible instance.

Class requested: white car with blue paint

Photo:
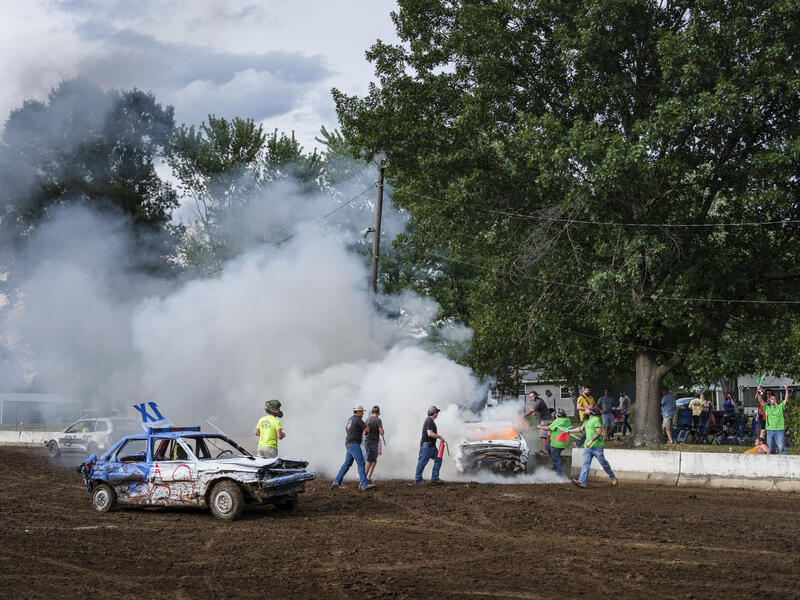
[77,403,315,520]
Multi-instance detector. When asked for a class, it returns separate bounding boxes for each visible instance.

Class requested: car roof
[120,429,223,441]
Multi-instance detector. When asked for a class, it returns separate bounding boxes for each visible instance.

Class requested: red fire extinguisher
[437,440,447,459]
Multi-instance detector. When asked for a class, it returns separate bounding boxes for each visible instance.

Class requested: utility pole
[369,163,385,304]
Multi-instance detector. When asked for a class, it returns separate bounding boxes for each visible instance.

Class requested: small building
[0,393,82,426]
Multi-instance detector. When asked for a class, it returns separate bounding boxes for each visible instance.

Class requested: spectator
[597,388,616,441]
[688,394,704,429]
[575,387,595,447]
[759,385,790,455]
[618,391,632,437]
[744,435,770,455]
[722,393,737,429]
[661,386,676,444]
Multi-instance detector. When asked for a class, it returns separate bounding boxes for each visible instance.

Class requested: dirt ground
[1,447,799,599]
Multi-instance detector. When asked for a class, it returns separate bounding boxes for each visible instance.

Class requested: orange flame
[466,427,520,441]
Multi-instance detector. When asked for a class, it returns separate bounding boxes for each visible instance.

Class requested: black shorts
[365,440,379,462]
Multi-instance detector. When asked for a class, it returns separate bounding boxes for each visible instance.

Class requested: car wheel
[87,442,99,455]
[91,483,116,513]
[274,494,297,511]
[47,441,60,458]
[209,481,244,520]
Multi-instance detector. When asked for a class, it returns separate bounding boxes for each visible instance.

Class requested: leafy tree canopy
[0,78,179,280]
[336,0,800,445]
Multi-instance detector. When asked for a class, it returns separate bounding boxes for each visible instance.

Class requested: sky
[0,0,400,150]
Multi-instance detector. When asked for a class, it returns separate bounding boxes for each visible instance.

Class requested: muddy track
[1,447,798,599]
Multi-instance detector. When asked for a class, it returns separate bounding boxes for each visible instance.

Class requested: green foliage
[787,404,800,453]
[0,78,179,279]
[336,1,800,419]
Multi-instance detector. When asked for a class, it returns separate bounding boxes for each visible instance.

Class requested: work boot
[430,478,446,485]
[361,483,377,490]
[571,479,586,489]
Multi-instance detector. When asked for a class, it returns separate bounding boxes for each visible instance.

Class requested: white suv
[45,417,140,457]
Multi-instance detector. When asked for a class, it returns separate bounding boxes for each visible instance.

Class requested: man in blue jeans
[332,405,376,490]
[413,406,446,485]
[569,407,618,488]
[760,384,790,455]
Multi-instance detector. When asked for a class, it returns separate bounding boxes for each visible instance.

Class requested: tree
[335,0,800,445]
[0,78,179,280]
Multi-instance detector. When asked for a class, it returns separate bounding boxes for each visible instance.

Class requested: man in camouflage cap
[254,399,285,458]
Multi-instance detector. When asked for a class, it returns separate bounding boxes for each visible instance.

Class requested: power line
[421,249,800,304]
[203,182,378,274]
[553,326,796,372]
[401,189,800,228]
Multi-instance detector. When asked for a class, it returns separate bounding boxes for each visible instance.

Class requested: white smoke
[2,167,558,482]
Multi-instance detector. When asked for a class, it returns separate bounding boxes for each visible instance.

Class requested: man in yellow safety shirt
[254,399,285,458]
[575,386,595,447]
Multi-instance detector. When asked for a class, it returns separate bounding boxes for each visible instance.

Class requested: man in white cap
[332,405,376,490]
[413,406,446,485]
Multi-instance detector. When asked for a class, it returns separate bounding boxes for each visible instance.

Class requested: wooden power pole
[369,164,385,303]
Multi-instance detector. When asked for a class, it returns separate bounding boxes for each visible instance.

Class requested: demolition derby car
[45,416,140,458]
[78,426,316,520]
[455,422,529,474]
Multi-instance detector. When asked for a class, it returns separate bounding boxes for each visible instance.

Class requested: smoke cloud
[2,164,555,482]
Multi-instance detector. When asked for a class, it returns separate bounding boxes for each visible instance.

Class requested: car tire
[274,494,298,511]
[91,483,116,513]
[47,441,60,458]
[209,481,244,520]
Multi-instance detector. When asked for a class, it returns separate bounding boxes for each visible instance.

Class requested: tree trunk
[629,350,681,447]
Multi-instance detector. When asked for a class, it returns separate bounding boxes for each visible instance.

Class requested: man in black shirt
[364,406,384,483]
[332,405,376,490]
[413,406,445,485]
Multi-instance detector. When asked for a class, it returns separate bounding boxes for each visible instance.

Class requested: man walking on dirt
[524,391,551,455]
[333,406,376,490]
[661,386,676,444]
[760,384,790,455]
[364,406,384,483]
[576,387,595,447]
[413,406,446,485]
[569,407,617,488]
[254,399,285,458]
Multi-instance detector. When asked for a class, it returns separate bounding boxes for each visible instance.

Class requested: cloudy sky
[0,0,399,149]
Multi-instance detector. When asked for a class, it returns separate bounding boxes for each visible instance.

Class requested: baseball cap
[371,405,380,414]
[427,405,440,415]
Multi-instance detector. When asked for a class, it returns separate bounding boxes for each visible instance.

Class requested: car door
[60,420,94,452]
[149,437,200,505]
[101,437,151,504]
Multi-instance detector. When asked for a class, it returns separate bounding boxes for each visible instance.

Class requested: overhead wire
[401,189,800,228]
[552,326,797,373]
[399,190,800,305]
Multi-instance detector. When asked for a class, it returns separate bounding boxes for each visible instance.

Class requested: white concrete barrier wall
[571,447,800,492]
[0,431,58,445]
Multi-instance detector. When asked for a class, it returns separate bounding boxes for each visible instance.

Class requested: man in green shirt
[759,384,790,455]
[254,399,285,458]
[568,407,618,488]
[537,408,571,476]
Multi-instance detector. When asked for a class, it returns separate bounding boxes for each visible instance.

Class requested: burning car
[77,426,316,520]
[455,422,529,474]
